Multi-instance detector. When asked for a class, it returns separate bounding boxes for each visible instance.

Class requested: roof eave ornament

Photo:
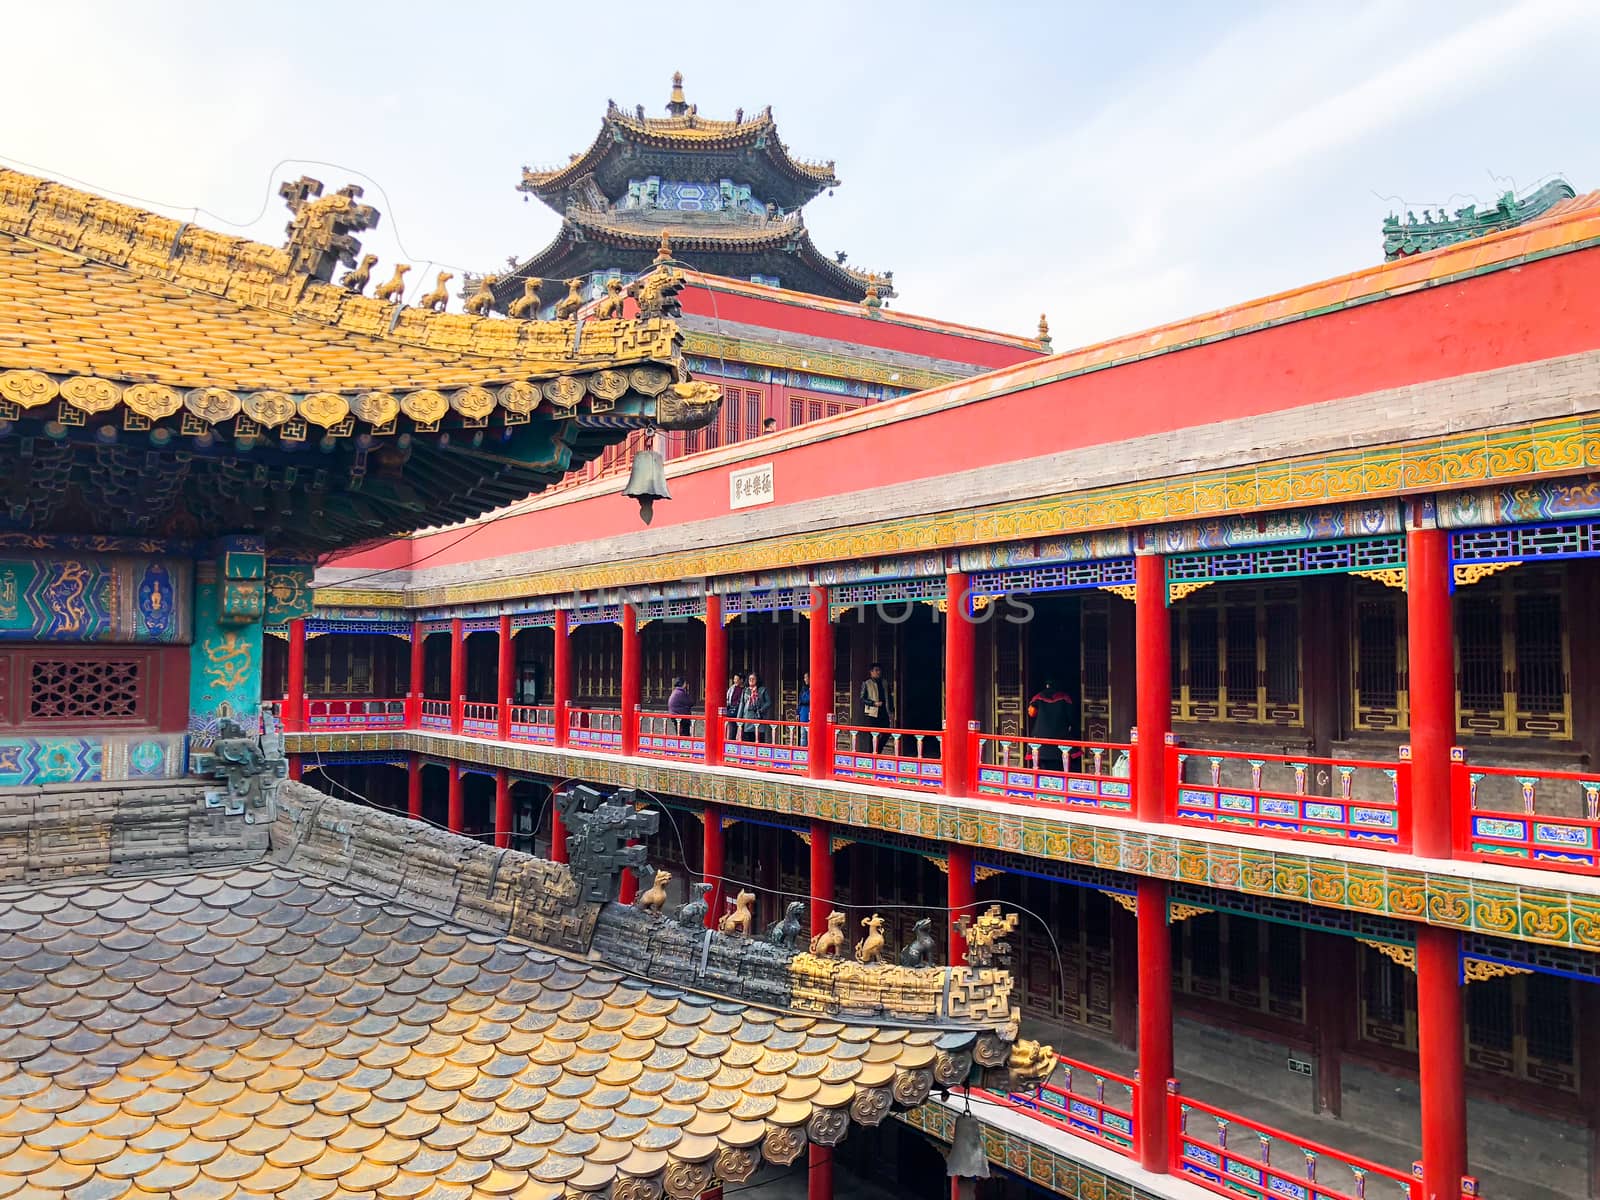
[666,70,689,118]
[279,177,381,284]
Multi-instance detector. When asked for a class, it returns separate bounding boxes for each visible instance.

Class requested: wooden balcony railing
[304,698,408,730]
[567,707,624,752]
[972,732,1134,812]
[419,699,453,731]
[637,711,707,762]
[981,1054,1137,1158]
[460,701,499,738]
[507,704,558,746]
[830,724,944,790]
[722,717,810,774]
[1453,750,1600,874]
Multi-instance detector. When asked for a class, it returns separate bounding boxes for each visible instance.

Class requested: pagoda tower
[501,73,891,310]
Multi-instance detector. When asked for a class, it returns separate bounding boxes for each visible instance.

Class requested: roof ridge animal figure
[340,253,378,294]
[419,271,453,313]
[554,277,586,320]
[675,882,712,928]
[631,266,685,318]
[854,913,885,964]
[717,889,756,935]
[593,278,627,319]
[899,917,936,968]
[808,910,846,957]
[508,277,544,319]
[463,274,498,316]
[763,901,807,950]
[374,263,410,303]
[635,866,671,913]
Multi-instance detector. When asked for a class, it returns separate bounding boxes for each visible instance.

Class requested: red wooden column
[702,805,725,931]
[286,757,302,782]
[1410,509,1468,1200]
[809,1146,833,1200]
[496,614,514,741]
[619,857,639,905]
[283,618,307,732]
[1407,521,1455,857]
[446,764,463,834]
[807,586,833,778]
[809,821,834,937]
[1136,878,1173,1172]
[406,754,422,820]
[704,595,726,766]
[1133,548,1174,1173]
[621,603,641,756]
[549,788,568,864]
[494,769,512,850]
[552,609,572,748]
[448,618,465,735]
[407,622,425,727]
[947,842,975,964]
[944,572,975,797]
[1134,551,1170,822]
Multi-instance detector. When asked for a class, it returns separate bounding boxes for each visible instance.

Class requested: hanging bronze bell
[944,1112,990,1179]
[622,445,671,524]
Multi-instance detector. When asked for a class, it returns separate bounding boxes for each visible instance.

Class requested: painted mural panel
[0,554,190,643]
[0,732,186,785]
[188,563,262,755]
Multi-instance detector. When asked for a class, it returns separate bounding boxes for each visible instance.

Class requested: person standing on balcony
[738,672,772,743]
[1027,679,1074,772]
[796,671,811,746]
[859,662,894,752]
[724,673,744,738]
[668,676,693,736]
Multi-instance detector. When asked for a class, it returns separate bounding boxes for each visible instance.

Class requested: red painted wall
[678,283,1040,370]
[328,248,1600,574]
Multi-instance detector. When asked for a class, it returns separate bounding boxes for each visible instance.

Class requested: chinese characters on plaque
[729,463,775,510]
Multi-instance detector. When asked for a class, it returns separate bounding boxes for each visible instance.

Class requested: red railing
[460,701,498,738]
[419,699,453,731]
[304,697,408,730]
[507,704,557,746]
[1452,750,1600,874]
[567,707,624,751]
[971,732,1134,812]
[637,711,707,762]
[1169,744,1409,851]
[981,1054,1136,1158]
[723,717,810,775]
[831,724,943,790]
[1169,1081,1417,1200]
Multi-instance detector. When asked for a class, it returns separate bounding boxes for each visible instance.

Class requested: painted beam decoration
[0,553,189,642]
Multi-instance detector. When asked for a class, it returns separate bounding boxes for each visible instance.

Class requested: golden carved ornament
[933,1050,974,1086]
[298,391,350,429]
[1168,903,1211,924]
[850,1086,892,1127]
[973,865,1003,882]
[243,389,296,428]
[1008,1040,1057,1091]
[1350,568,1407,591]
[351,391,400,426]
[807,1106,849,1147]
[715,1146,760,1184]
[891,1067,933,1107]
[656,380,723,432]
[59,375,122,415]
[762,1125,806,1166]
[1357,938,1416,971]
[1099,584,1138,602]
[663,1160,715,1199]
[629,365,674,397]
[185,387,241,423]
[1454,561,1520,588]
[972,1033,1009,1069]
[401,389,449,424]
[497,381,540,415]
[451,386,497,420]
[1462,957,1533,983]
[612,1177,663,1200]
[588,368,630,402]
[0,370,59,409]
[124,382,183,420]
[542,376,586,411]
[1167,580,1214,603]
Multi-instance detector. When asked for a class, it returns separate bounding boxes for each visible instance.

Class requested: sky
[5,1,1598,346]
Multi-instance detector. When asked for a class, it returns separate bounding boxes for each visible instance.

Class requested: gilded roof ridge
[0,166,685,369]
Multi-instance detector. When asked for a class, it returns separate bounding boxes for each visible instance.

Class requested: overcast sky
[6,1,1597,345]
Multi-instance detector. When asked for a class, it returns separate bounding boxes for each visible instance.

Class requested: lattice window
[1080,598,1110,739]
[829,576,944,613]
[1358,946,1414,1048]
[1465,974,1578,1092]
[1454,570,1570,738]
[1166,536,1405,590]
[1175,913,1304,1022]
[28,657,143,721]
[1171,585,1302,725]
[1353,586,1408,732]
[968,558,1136,598]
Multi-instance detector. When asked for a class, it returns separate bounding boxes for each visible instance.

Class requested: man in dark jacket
[1027,679,1074,771]
[737,672,773,742]
[859,663,894,751]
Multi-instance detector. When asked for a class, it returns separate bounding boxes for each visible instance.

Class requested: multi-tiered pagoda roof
[502,75,892,308]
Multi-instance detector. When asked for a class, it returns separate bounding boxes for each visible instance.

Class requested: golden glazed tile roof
[0,784,1023,1199]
